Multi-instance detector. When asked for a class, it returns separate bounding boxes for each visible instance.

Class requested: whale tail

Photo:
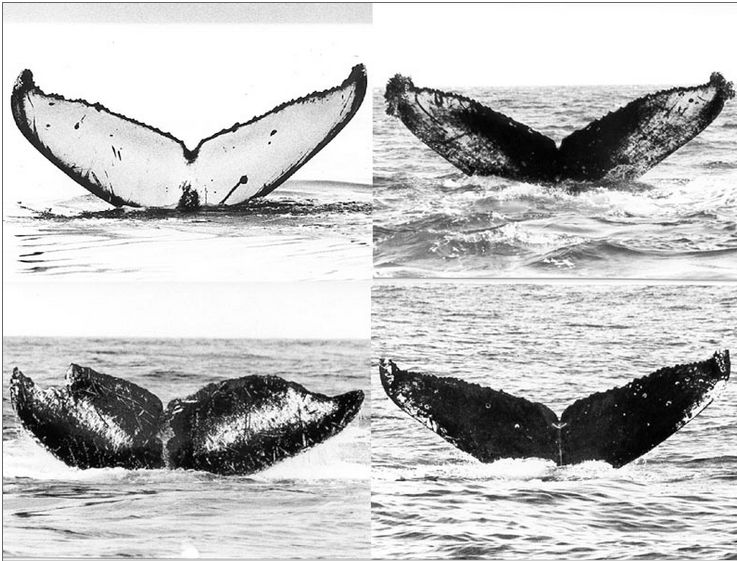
[12,65,367,208]
[560,350,730,467]
[10,364,165,469]
[384,73,734,183]
[379,351,730,468]
[165,376,364,475]
[10,366,364,475]
[379,359,559,463]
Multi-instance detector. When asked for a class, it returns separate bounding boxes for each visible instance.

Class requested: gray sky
[374,4,737,87]
[2,3,372,24]
[3,282,370,339]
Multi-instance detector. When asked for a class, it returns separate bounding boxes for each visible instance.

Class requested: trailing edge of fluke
[10,364,364,475]
[11,65,367,209]
[379,351,730,468]
[385,73,734,183]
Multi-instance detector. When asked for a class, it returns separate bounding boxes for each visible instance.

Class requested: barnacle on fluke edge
[380,351,730,468]
[385,73,734,182]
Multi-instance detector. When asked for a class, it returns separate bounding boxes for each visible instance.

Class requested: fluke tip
[14,69,34,92]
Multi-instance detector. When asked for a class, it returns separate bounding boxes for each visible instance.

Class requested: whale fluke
[385,75,559,182]
[11,65,367,208]
[379,351,730,468]
[10,365,364,475]
[10,365,165,469]
[385,73,734,183]
[379,358,560,463]
[165,376,365,475]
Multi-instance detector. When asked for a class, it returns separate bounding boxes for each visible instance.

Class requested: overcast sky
[373,4,737,87]
[3,282,370,339]
[2,3,371,24]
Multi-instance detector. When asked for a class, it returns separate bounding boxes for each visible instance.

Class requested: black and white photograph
[3,281,371,558]
[373,4,737,279]
[372,281,735,559]
[3,5,373,557]
[3,4,372,281]
[3,3,737,560]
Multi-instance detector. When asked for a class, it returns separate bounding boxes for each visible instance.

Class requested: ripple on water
[5,181,372,281]
[373,87,737,279]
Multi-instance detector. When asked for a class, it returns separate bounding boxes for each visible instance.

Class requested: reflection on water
[4,181,372,281]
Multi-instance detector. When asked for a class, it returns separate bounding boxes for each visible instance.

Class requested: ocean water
[3,180,372,281]
[2,337,370,558]
[373,85,737,279]
[372,283,737,559]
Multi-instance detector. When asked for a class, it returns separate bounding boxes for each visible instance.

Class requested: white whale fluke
[11,65,367,209]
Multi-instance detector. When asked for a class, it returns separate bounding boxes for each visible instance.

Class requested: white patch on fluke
[201,389,335,452]
[674,378,728,432]
[69,398,133,449]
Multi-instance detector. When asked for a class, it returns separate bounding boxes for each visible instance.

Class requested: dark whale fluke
[10,365,364,475]
[379,351,730,468]
[11,65,367,208]
[385,73,734,183]
[165,376,364,475]
[10,364,165,469]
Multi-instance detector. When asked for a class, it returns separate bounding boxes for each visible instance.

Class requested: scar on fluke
[11,65,367,209]
[10,364,364,475]
[380,351,730,468]
[385,73,734,183]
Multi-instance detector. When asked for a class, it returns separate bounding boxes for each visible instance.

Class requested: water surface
[374,85,737,278]
[372,283,736,559]
[3,337,370,558]
[4,181,371,281]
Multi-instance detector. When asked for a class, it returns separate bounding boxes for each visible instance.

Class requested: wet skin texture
[380,351,730,468]
[385,73,734,183]
[11,365,364,475]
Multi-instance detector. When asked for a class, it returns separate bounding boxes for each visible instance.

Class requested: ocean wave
[428,223,585,259]
[373,458,556,482]
[699,160,737,170]
[374,81,737,279]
